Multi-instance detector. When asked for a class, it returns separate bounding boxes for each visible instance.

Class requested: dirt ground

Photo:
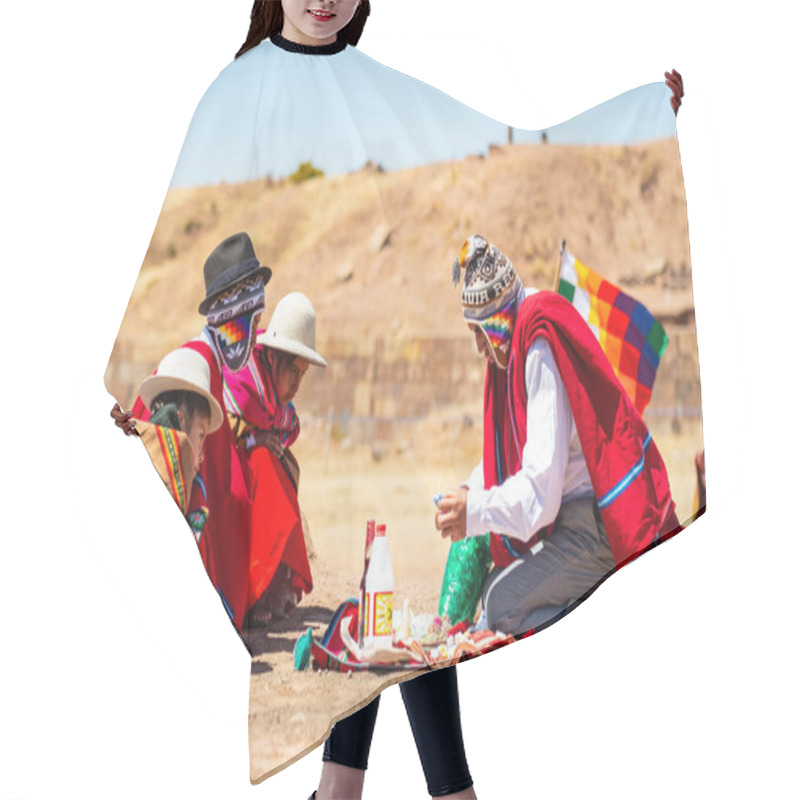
[246,566,438,783]
[245,414,703,781]
[245,438,458,782]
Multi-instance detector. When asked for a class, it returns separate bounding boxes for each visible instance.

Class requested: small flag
[556,247,667,413]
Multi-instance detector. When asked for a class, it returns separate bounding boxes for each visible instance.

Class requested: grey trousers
[481,496,615,636]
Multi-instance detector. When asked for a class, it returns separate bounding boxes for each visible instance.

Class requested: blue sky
[512,81,675,146]
[170,42,675,188]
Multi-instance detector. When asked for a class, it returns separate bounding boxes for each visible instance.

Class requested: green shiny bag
[437,534,491,625]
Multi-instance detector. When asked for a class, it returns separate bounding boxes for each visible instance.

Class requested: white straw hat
[138,348,224,432]
[257,292,327,367]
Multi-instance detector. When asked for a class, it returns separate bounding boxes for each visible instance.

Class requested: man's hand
[665,69,684,115]
[435,487,468,542]
[110,403,139,436]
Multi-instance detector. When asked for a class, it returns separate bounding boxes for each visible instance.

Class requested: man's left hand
[435,487,468,542]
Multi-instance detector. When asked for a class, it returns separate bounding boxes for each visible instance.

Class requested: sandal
[247,607,272,628]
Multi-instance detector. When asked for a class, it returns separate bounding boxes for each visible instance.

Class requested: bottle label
[372,592,393,636]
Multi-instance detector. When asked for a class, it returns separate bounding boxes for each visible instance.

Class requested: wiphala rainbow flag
[557,247,668,413]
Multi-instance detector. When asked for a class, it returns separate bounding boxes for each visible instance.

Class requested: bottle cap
[376,524,386,537]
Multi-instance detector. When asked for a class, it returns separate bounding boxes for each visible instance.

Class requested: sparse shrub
[289,161,324,184]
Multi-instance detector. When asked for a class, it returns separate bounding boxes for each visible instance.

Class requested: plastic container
[363,523,394,650]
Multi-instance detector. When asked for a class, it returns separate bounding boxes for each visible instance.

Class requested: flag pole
[553,239,566,292]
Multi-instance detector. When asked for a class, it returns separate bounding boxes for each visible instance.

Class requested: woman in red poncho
[222,291,326,627]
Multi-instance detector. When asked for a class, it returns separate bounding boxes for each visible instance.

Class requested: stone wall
[301,321,703,442]
[108,322,703,444]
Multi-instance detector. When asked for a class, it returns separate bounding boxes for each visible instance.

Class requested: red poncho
[221,345,312,609]
[246,447,312,609]
[484,291,680,569]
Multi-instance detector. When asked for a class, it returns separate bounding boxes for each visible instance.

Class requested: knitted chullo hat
[452,234,523,367]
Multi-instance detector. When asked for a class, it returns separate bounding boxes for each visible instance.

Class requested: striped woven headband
[206,275,264,326]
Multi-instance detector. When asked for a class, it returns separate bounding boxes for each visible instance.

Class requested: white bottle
[363,523,394,651]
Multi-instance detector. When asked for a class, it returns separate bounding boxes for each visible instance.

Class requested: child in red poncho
[135,347,225,571]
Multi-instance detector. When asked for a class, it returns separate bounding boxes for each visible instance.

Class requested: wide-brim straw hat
[257,292,327,367]
[198,232,271,315]
[139,348,224,432]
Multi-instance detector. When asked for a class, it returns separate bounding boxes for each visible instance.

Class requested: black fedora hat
[198,232,272,315]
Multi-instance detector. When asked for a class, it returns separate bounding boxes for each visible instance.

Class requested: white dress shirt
[465,334,594,542]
